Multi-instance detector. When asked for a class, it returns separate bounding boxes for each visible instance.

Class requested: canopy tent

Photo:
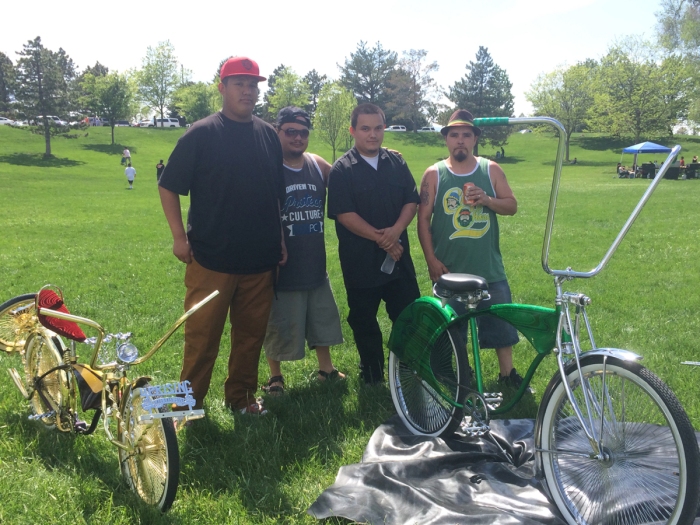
[620,141,673,169]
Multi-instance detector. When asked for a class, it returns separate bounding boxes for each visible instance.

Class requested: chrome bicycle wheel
[0,294,36,353]
[538,355,700,525]
[389,327,469,437]
[24,331,70,430]
[118,382,179,511]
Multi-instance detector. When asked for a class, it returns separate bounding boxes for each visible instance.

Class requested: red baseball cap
[220,57,266,82]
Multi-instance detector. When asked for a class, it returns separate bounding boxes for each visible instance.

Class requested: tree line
[0,38,514,159]
[3,3,699,161]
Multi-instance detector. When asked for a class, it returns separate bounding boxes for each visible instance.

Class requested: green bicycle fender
[388,297,457,392]
[451,303,558,355]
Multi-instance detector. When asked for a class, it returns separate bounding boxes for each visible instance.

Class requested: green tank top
[431,157,507,283]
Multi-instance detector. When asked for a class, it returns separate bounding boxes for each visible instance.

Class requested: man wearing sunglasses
[158,57,285,416]
[262,107,345,396]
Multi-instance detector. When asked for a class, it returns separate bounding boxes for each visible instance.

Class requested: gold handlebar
[38,290,219,369]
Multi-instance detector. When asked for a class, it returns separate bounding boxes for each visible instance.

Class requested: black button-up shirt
[328,147,420,289]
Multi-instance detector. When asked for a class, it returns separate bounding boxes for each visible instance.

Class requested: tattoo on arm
[420,180,430,206]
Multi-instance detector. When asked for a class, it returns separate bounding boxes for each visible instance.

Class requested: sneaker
[498,368,534,393]
[236,398,268,416]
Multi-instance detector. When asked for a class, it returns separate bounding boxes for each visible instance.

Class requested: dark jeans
[346,276,420,383]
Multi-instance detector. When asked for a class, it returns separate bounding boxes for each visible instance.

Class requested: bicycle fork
[554,290,607,459]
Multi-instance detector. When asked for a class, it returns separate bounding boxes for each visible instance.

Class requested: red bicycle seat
[37,289,86,342]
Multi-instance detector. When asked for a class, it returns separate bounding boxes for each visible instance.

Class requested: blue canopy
[622,142,672,154]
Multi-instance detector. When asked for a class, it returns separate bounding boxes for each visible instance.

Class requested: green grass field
[1,124,699,524]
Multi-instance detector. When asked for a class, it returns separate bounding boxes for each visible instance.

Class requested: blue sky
[2,0,664,116]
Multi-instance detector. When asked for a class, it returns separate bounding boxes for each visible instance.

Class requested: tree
[447,46,514,154]
[172,82,219,124]
[589,38,692,141]
[338,41,397,105]
[0,52,15,114]
[385,49,439,132]
[313,82,356,161]
[14,37,76,157]
[266,68,311,119]
[526,62,596,161]
[303,69,327,118]
[81,72,135,144]
[259,64,290,121]
[136,41,179,127]
[656,0,700,54]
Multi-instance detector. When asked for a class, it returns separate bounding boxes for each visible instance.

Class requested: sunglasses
[282,128,310,138]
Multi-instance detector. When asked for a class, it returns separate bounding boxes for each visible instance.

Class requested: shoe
[317,369,345,382]
[498,368,534,393]
[235,397,268,416]
[262,375,284,396]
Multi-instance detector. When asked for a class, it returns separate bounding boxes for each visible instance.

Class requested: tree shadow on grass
[0,153,85,168]
[82,143,137,156]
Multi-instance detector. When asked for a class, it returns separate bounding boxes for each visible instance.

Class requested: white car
[137,119,153,127]
[519,129,532,134]
[418,126,439,132]
[34,115,68,126]
[386,125,406,132]
[154,118,180,128]
[0,116,14,125]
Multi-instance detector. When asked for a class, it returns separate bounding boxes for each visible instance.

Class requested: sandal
[317,369,345,382]
[262,375,285,396]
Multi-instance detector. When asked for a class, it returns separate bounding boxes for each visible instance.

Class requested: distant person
[571,157,577,165]
[125,163,136,189]
[156,159,166,181]
[122,148,131,166]
[500,146,505,158]
[616,162,622,174]
[693,155,698,164]
[680,156,685,167]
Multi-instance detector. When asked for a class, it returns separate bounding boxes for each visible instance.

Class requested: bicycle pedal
[483,392,503,410]
[460,416,490,437]
[28,411,55,420]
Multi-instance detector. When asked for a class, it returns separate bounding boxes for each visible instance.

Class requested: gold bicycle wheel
[0,294,36,353]
[118,382,179,511]
[24,331,70,429]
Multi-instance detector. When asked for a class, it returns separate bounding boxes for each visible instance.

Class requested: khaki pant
[182,259,274,410]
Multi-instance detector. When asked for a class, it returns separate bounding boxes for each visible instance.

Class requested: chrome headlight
[117,342,139,363]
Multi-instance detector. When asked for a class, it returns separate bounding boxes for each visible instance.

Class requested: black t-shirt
[159,112,284,274]
[327,147,420,289]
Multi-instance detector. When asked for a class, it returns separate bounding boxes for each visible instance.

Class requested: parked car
[519,129,532,134]
[0,116,14,125]
[385,125,406,132]
[418,126,439,132]
[114,120,131,127]
[32,115,68,126]
[11,120,28,127]
[154,118,180,128]
[136,119,153,127]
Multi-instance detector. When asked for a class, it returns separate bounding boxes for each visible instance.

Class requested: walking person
[125,162,135,189]
[327,103,421,385]
[158,56,286,416]
[156,159,166,181]
[122,148,131,166]
[262,107,345,396]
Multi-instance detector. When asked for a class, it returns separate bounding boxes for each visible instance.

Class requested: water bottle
[380,239,401,274]
[381,252,396,274]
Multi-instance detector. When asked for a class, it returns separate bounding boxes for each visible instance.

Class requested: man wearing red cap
[158,56,286,416]
[417,109,526,389]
